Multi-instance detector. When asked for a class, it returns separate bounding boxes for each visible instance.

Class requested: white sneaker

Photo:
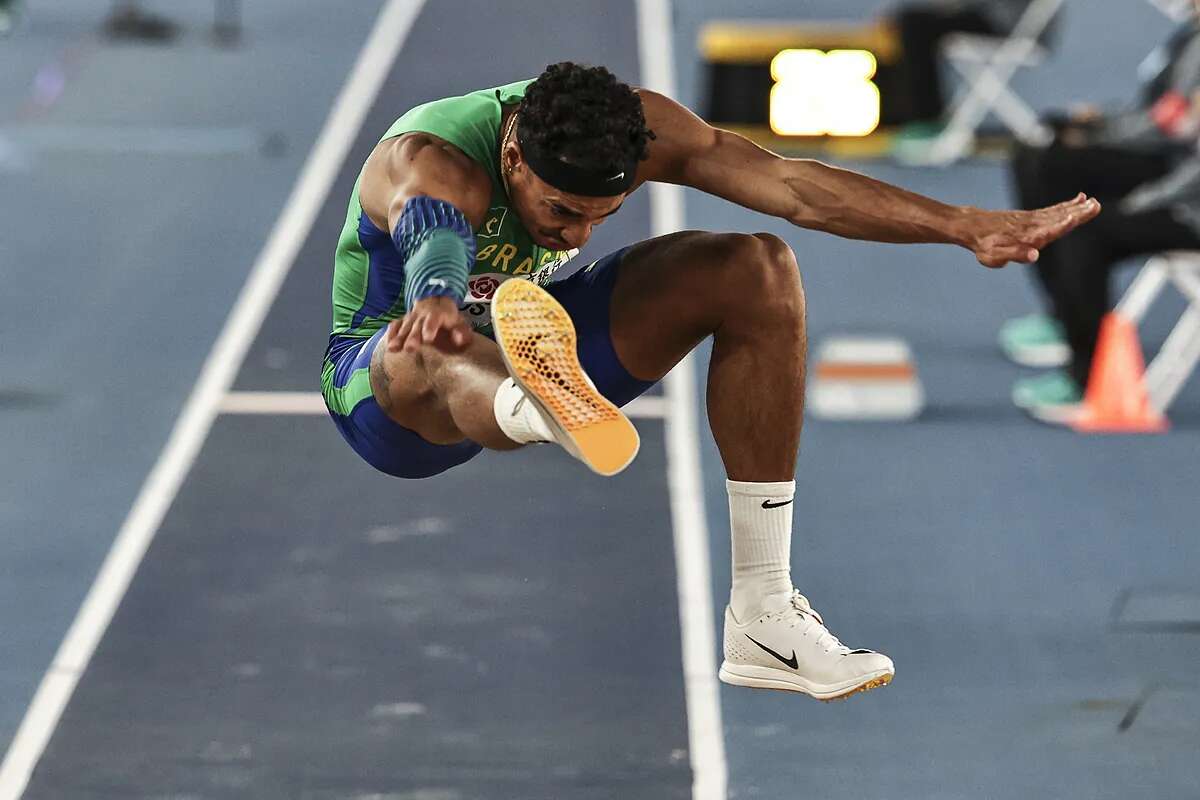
[718,590,894,701]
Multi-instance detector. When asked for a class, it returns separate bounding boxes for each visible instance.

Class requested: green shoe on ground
[893,121,946,143]
[0,0,20,36]
[999,313,1070,368]
[890,121,950,163]
[1012,371,1083,425]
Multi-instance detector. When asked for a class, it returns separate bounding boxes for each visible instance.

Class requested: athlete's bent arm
[359,133,493,353]
[636,91,1101,269]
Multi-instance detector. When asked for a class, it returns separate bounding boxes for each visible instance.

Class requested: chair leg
[1172,263,1200,308]
[921,0,1064,164]
[945,57,1052,146]
[1145,305,1200,412]
[984,78,1052,145]
[1115,257,1169,323]
[927,43,1041,164]
[926,58,989,164]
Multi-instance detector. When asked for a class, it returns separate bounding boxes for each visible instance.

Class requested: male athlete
[322,63,1099,701]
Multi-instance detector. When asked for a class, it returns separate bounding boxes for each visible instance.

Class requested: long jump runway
[14,1,697,797]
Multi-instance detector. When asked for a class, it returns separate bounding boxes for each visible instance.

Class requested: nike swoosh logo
[761,499,792,509]
[607,171,625,181]
[744,634,798,669]
[511,395,527,416]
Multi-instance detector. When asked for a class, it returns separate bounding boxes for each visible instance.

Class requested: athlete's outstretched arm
[636,90,1101,269]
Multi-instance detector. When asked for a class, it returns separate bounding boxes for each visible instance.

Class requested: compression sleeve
[393,195,477,312]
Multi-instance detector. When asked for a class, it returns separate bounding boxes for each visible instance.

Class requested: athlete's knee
[374,340,443,417]
[406,339,449,384]
[730,232,805,324]
[407,331,493,389]
[749,232,800,276]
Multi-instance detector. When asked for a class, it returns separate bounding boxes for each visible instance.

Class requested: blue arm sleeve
[393,196,477,312]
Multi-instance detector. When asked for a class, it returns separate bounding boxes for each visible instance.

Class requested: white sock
[493,377,557,445]
[727,478,796,622]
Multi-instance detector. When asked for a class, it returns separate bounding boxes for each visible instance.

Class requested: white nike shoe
[718,590,894,701]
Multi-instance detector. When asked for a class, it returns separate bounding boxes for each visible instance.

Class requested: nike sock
[727,478,795,622]
[493,377,557,446]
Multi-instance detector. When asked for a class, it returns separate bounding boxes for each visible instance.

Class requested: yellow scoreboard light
[769,49,880,137]
[700,21,906,144]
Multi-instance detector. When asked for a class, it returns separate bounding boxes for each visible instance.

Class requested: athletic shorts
[321,246,655,479]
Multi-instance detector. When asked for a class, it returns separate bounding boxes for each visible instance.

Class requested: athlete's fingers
[1076,196,1102,221]
[1038,200,1098,241]
[447,317,472,350]
[1048,192,1087,210]
[390,313,415,352]
[418,311,439,349]
[423,311,470,353]
[388,317,404,351]
[1021,200,1097,248]
[1028,197,1091,232]
[421,309,442,344]
[1030,212,1079,244]
[976,198,1098,268]
[1049,196,1099,220]
[404,311,428,353]
[1037,196,1099,229]
[979,240,1037,268]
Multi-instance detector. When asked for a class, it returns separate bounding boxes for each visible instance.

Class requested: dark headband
[516,121,637,197]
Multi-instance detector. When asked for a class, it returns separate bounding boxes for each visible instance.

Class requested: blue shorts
[322,247,655,479]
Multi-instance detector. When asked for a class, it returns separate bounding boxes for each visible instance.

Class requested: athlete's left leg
[604,229,894,700]
[607,230,805,481]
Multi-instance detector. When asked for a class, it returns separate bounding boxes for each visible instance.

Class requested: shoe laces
[778,590,849,655]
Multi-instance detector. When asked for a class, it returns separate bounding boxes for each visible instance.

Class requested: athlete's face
[502,144,626,251]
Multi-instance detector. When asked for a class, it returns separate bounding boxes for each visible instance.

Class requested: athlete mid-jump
[322,63,1099,701]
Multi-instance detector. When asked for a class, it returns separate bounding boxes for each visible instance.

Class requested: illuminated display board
[769,49,880,136]
[701,21,911,136]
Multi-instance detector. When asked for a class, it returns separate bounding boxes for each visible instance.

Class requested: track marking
[219,390,670,418]
[220,390,328,414]
[1,124,267,156]
[0,2,427,796]
[635,0,728,798]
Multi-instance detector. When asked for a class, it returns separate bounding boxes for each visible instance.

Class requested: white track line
[1,124,263,156]
[220,390,329,414]
[635,1,728,798]
[218,390,670,419]
[0,2,426,796]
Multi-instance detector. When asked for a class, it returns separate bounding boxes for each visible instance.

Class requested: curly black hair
[519,62,655,173]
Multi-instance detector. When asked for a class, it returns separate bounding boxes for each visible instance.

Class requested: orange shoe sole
[492,279,639,476]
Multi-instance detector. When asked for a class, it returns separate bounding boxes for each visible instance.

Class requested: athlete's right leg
[368,326,520,451]
[368,309,620,469]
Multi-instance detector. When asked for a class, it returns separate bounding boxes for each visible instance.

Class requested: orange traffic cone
[1072,312,1168,433]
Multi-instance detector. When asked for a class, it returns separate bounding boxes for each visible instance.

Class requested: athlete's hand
[386,296,472,354]
[967,193,1101,269]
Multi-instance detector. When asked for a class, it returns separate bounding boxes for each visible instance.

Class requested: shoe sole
[1025,401,1082,426]
[718,661,894,702]
[492,279,639,476]
[1012,385,1082,424]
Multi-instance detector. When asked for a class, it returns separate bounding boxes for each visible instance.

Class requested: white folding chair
[1116,251,1200,413]
[919,0,1064,165]
[1145,0,1194,23]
